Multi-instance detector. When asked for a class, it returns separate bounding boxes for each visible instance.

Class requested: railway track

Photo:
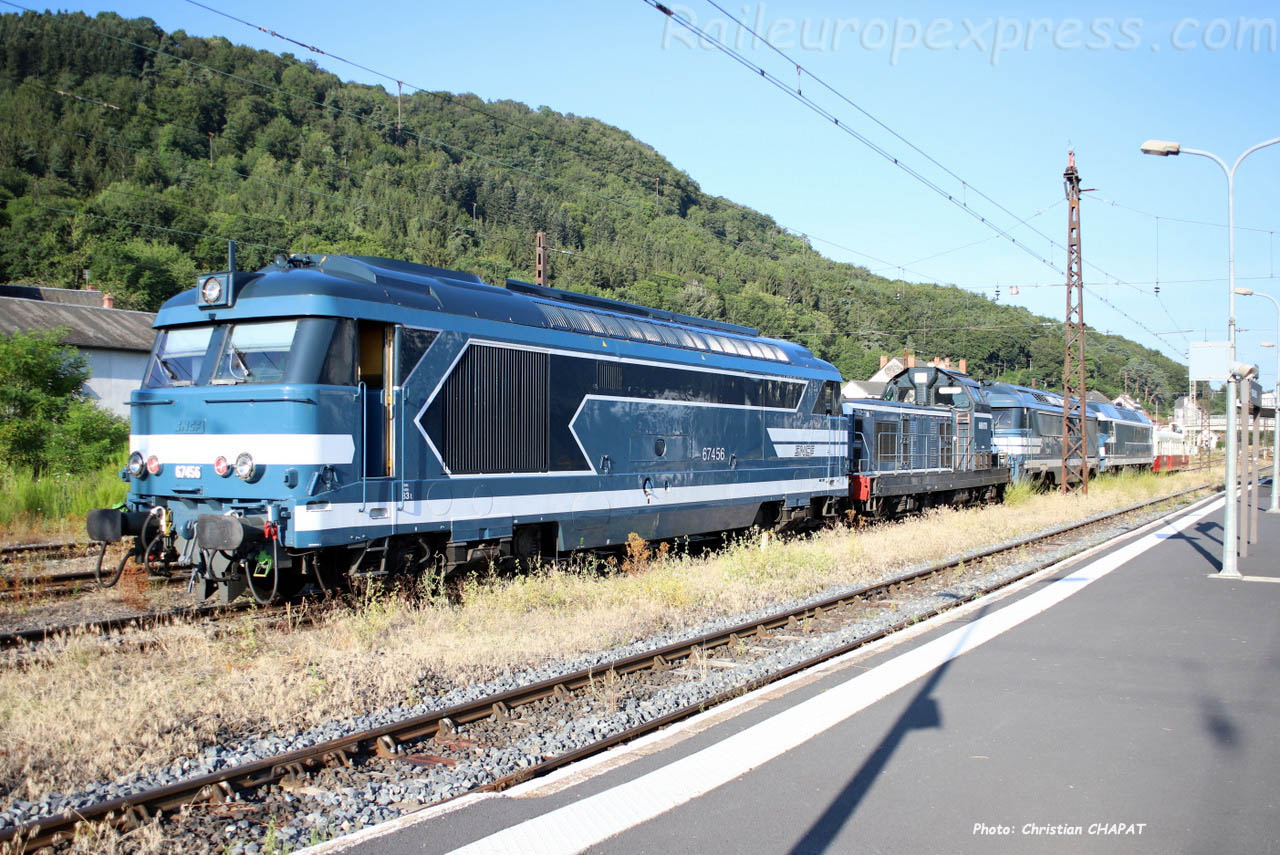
[0,599,260,651]
[0,566,189,603]
[0,482,1216,850]
[0,540,86,562]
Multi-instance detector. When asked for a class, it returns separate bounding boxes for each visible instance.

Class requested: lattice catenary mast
[1061,151,1088,493]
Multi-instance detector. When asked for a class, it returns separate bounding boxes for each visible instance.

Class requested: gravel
[0,498,1199,853]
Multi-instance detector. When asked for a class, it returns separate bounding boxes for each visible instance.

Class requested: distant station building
[0,285,155,418]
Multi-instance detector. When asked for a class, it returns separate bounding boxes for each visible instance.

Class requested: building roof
[842,379,887,399]
[0,284,105,307]
[0,297,156,352]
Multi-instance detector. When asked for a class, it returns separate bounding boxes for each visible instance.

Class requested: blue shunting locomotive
[848,366,1009,514]
[88,254,855,601]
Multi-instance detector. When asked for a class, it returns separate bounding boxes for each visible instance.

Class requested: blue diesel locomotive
[983,382,1100,484]
[1089,401,1155,473]
[87,254,1011,602]
[88,254,854,601]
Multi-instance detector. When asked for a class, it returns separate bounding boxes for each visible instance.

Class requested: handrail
[396,387,407,512]
[358,381,368,513]
[204,396,317,405]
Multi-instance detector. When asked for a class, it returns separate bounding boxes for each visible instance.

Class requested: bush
[44,399,130,474]
[0,329,129,476]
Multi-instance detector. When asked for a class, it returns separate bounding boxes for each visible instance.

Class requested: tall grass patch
[0,462,127,538]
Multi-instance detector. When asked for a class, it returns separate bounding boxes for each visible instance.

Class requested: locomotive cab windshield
[143,318,358,388]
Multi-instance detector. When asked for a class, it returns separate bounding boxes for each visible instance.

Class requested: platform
[309,486,1280,855]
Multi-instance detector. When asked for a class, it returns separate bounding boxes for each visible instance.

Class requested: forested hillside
[0,10,1189,407]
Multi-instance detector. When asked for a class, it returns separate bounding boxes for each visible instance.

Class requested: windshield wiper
[156,356,178,382]
[154,356,194,386]
[228,345,251,381]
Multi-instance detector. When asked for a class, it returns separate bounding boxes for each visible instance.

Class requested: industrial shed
[0,285,155,418]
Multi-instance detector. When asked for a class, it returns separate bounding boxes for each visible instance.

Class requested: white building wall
[81,347,149,419]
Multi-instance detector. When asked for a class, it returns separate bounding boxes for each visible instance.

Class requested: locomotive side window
[812,380,841,415]
[993,408,1024,429]
[211,320,299,385]
[319,319,356,386]
[1034,411,1062,437]
[874,421,898,465]
[396,328,438,385]
[144,326,214,387]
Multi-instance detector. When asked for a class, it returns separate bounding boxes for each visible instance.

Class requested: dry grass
[0,469,1213,810]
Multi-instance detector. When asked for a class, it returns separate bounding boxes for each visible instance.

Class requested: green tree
[0,328,88,469]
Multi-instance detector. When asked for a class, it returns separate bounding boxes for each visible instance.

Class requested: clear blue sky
[31,1,1280,385]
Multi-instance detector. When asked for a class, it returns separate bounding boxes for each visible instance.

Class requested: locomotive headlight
[234,452,255,481]
[199,275,223,304]
[127,451,146,478]
[145,455,162,476]
[213,456,231,477]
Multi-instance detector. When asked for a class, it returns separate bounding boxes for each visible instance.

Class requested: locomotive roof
[883,365,985,390]
[1087,401,1153,425]
[983,382,1065,409]
[157,254,831,370]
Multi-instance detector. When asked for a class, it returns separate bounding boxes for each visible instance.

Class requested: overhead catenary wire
[643,1,1064,277]
[7,2,958,301]
[9,2,1081,312]
[685,1,1200,351]
[647,0,1187,356]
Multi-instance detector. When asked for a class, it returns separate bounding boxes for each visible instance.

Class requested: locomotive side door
[358,321,395,479]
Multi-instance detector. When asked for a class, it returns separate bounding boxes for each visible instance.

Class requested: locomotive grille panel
[441,345,549,474]
[423,345,805,474]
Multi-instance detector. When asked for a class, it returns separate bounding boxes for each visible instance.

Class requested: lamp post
[1238,287,1280,512]
[1142,137,1280,576]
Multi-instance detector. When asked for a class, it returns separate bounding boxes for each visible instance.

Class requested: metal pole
[1061,151,1088,494]
[1250,399,1260,540]
[1237,376,1247,559]
[1274,343,1279,512]
[1145,137,1280,574]
[1247,294,1280,513]
[1180,147,1237,574]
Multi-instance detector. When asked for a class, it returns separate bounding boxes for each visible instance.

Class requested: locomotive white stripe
[129,433,356,466]
[292,476,846,533]
[843,402,950,417]
[772,443,848,459]
[992,437,1043,452]
[766,428,847,444]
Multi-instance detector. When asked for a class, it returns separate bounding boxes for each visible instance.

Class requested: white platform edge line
[300,492,1223,855]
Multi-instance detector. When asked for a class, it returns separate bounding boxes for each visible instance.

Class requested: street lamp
[1143,136,1280,576]
[1239,286,1280,512]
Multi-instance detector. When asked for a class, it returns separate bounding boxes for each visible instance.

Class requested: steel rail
[0,541,86,561]
[0,600,258,651]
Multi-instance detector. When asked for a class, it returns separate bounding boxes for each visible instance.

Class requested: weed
[586,669,622,713]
